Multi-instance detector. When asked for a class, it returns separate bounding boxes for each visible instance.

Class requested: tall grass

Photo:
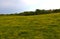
[0,13,60,39]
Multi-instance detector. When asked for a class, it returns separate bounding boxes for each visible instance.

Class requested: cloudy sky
[0,0,60,14]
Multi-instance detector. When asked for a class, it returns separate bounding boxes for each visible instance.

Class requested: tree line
[18,9,60,16]
[0,9,60,16]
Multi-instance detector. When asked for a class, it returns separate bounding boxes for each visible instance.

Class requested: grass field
[0,13,60,39]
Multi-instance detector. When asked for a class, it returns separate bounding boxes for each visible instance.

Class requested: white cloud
[1,0,60,9]
[19,0,60,10]
[0,0,18,8]
[0,0,60,13]
[21,0,38,5]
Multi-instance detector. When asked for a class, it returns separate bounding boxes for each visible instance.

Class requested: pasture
[0,13,60,39]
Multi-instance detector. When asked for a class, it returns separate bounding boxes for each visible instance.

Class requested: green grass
[0,13,60,39]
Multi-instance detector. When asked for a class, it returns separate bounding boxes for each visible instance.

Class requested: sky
[0,0,60,14]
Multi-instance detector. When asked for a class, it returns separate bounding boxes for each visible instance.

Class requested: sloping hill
[0,13,60,39]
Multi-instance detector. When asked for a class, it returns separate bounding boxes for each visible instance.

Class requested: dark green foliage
[18,9,60,16]
[52,9,60,13]
[19,11,35,16]
[0,9,60,16]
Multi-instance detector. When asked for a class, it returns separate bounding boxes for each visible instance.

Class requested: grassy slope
[0,13,60,39]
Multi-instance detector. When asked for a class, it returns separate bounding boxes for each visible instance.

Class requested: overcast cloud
[0,0,60,14]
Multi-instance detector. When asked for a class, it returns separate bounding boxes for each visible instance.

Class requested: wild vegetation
[19,9,60,16]
[0,9,60,16]
[0,12,60,39]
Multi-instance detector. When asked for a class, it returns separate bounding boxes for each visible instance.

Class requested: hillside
[0,13,60,39]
